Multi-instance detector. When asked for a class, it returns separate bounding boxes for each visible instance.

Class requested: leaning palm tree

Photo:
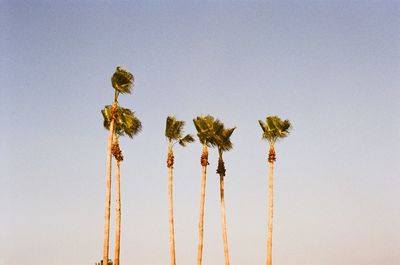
[258,116,292,265]
[213,121,235,265]
[102,67,134,265]
[102,105,142,265]
[165,116,195,265]
[193,115,218,265]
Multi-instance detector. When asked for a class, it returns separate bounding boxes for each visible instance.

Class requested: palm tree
[213,121,235,265]
[258,116,291,265]
[102,105,142,265]
[165,116,195,265]
[101,66,134,265]
[193,115,218,265]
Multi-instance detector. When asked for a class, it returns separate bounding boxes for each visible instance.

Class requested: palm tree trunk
[103,103,116,265]
[114,158,121,265]
[219,173,230,265]
[197,144,208,265]
[167,145,176,265]
[266,151,275,265]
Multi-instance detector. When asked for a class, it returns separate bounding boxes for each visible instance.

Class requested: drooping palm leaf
[178,134,195,147]
[101,105,113,130]
[111,66,134,94]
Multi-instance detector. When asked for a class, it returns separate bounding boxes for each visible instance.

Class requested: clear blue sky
[1,1,399,265]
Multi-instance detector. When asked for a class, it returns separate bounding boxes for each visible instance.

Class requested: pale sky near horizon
[1,1,399,265]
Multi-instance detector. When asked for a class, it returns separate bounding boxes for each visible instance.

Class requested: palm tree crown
[214,121,235,153]
[111,66,134,95]
[165,116,195,147]
[258,116,291,145]
[102,105,142,138]
[214,121,235,177]
[193,115,221,147]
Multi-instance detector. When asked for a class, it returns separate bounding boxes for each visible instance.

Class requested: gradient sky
[1,1,399,265]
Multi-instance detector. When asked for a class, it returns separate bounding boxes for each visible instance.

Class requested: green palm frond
[165,116,194,147]
[102,105,142,138]
[165,116,184,140]
[179,134,195,147]
[116,107,142,138]
[165,116,174,137]
[259,115,292,143]
[111,66,134,94]
[101,105,113,130]
[281,119,291,132]
[212,119,225,138]
[193,115,219,147]
[214,123,236,153]
[225,127,235,138]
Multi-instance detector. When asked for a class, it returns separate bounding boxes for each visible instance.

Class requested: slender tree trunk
[219,173,230,265]
[103,103,116,265]
[167,145,176,265]
[266,145,275,265]
[197,144,208,265]
[114,158,121,265]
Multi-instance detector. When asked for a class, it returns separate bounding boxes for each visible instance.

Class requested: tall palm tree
[193,115,218,265]
[102,105,142,265]
[165,116,195,265]
[213,121,235,265]
[102,67,134,265]
[258,116,291,265]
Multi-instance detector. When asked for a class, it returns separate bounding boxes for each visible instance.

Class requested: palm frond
[266,116,278,132]
[225,127,235,138]
[281,119,292,132]
[111,66,134,94]
[214,122,236,153]
[101,105,113,130]
[116,107,142,138]
[165,116,175,139]
[166,116,194,148]
[258,120,265,130]
[212,119,224,138]
[193,118,202,134]
[101,105,142,138]
[178,134,195,147]
[193,115,217,146]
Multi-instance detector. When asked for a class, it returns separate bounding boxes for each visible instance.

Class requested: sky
[1,1,399,265]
